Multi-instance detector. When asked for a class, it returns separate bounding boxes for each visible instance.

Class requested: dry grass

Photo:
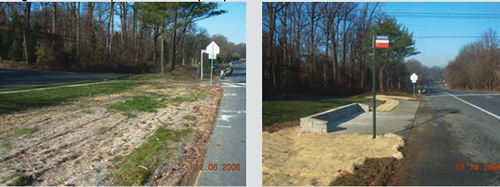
[262,124,404,186]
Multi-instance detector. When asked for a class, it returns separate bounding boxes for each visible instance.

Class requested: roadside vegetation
[0,80,137,114]
[111,127,190,186]
[0,2,230,186]
[0,70,215,115]
[444,28,500,91]
[0,2,245,73]
[263,2,443,96]
[0,72,223,185]
[0,127,39,149]
[107,96,165,117]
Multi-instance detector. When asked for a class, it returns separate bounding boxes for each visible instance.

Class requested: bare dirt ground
[262,123,404,186]
[0,82,222,186]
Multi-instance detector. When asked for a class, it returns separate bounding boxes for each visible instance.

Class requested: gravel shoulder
[0,81,222,186]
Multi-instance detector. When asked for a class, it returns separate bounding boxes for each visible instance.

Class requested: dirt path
[0,83,222,186]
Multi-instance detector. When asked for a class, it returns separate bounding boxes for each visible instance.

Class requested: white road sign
[411,73,418,83]
[206,41,220,60]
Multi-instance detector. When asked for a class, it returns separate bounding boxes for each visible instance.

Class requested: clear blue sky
[382,2,500,67]
[197,2,246,44]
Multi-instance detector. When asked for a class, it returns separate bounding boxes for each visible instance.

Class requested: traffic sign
[376,35,389,48]
[411,73,418,83]
[206,41,219,60]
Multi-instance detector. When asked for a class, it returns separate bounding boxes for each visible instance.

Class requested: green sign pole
[372,34,376,139]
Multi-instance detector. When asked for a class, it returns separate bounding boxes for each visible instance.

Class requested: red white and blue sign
[376,35,389,48]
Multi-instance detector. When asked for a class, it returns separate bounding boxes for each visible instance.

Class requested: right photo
[262,2,500,186]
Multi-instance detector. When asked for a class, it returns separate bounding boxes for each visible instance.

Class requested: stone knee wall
[300,118,328,133]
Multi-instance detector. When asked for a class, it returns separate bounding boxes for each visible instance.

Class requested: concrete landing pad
[330,100,419,137]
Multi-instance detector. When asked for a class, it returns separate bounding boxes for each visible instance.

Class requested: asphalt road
[196,60,246,186]
[0,68,126,89]
[400,86,500,185]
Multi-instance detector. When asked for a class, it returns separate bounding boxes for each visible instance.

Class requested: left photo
[0,2,246,186]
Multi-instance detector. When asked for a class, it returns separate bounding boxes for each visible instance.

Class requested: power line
[388,12,500,19]
[387,12,500,16]
[413,36,482,38]
[393,15,500,19]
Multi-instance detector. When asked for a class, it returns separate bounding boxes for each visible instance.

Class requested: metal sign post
[211,58,213,86]
[373,35,390,139]
[372,35,376,139]
[201,50,206,80]
[206,41,220,86]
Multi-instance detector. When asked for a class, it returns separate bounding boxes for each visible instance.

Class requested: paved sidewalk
[196,60,246,186]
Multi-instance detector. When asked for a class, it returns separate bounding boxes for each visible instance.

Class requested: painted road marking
[224,93,238,96]
[220,110,246,114]
[218,114,235,122]
[216,125,232,128]
[445,92,500,120]
[222,82,245,88]
[428,93,500,98]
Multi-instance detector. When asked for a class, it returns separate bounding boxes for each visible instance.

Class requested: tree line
[444,28,500,91]
[405,58,444,86]
[0,2,246,73]
[263,2,422,95]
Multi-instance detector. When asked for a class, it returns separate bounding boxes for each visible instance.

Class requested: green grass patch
[0,80,137,114]
[111,155,124,164]
[107,96,165,117]
[5,173,34,186]
[170,96,192,103]
[95,126,107,135]
[0,127,38,149]
[111,127,190,186]
[170,89,211,104]
[81,108,94,114]
[14,127,38,135]
[130,74,166,81]
[263,97,371,126]
[183,115,196,121]
[132,90,168,99]
[153,84,177,89]
[0,134,12,149]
